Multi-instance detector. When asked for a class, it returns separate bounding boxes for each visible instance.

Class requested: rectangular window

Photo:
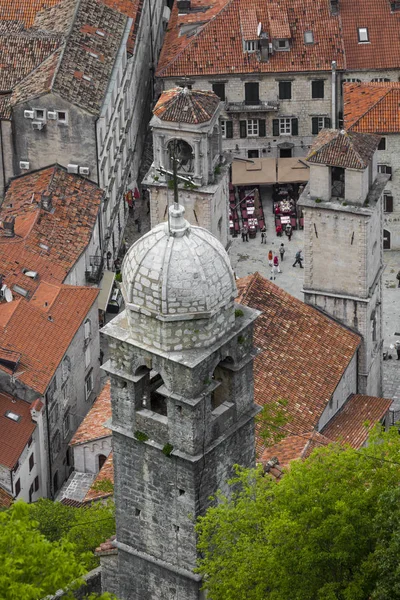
[15,479,21,496]
[378,137,386,150]
[29,453,34,472]
[304,30,314,44]
[57,111,68,123]
[378,164,392,179]
[248,149,259,158]
[311,80,324,99]
[84,319,91,340]
[384,193,393,212]
[311,116,331,134]
[358,27,369,42]
[277,39,289,50]
[245,40,257,52]
[212,83,225,101]
[221,120,226,138]
[372,78,390,82]
[85,371,93,401]
[279,81,292,100]
[34,109,45,120]
[85,345,91,369]
[240,120,247,138]
[225,120,233,138]
[245,82,259,105]
[247,119,259,136]
[279,118,292,135]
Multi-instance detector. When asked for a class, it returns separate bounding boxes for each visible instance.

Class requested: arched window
[383,229,391,250]
[98,454,107,470]
[149,373,167,416]
[168,139,194,174]
[210,360,233,411]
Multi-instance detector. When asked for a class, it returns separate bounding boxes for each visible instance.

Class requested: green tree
[196,426,400,600]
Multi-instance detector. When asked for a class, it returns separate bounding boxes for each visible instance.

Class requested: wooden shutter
[240,120,247,138]
[226,120,233,138]
[291,118,298,136]
[273,119,279,136]
[385,194,393,212]
[324,117,331,128]
[311,117,319,135]
[258,119,266,137]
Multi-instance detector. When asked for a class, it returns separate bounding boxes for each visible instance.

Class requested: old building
[344,81,400,250]
[143,87,229,247]
[100,201,259,598]
[299,129,387,396]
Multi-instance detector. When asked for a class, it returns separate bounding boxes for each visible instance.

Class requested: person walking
[274,254,281,273]
[285,223,292,241]
[279,243,285,261]
[260,225,266,244]
[293,249,303,268]
[397,270,400,287]
[241,225,249,242]
[396,341,400,360]
[268,249,273,267]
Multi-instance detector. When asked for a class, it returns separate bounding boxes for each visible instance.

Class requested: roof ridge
[156,0,235,77]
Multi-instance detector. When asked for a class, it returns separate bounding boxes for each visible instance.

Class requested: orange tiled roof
[239,6,258,41]
[84,451,114,501]
[321,394,392,448]
[260,430,331,468]
[153,87,220,124]
[102,0,144,55]
[0,165,102,295]
[340,0,400,71]
[0,285,98,394]
[70,381,111,445]
[157,0,345,78]
[0,390,36,469]
[0,487,13,508]
[95,535,117,555]
[236,273,360,454]
[0,0,61,28]
[344,82,400,134]
[306,128,380,170]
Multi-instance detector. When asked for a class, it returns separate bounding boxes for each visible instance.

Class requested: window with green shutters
[273,118,298,136]
[311,116,331,135]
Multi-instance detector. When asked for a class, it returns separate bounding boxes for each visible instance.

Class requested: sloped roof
[321,394,392,448]
[0,165,102,295]
[70,381,111,445]
[156,0,345,78]
[236,273,360,454]
[0,0,61,28]
[344,82,400,134]
[0,487,13,508]
[0,390,36,469]
[101,0,144,55]
[260,430,331,468]
[84,451,114,501]
[306,129,380,170]
[0,285,98,394]
[153,87,220,124]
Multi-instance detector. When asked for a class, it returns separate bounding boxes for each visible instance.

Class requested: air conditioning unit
[24,110,34,119]
[32,121,45,130]
[67,164,79,174]
[47,111,57,120]
[79,166,90,176]
[19,161,30,170]
[268,43,274,54]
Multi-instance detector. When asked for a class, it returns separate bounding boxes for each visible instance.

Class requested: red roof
[153,87,220,124]
[0,285,99,394]
[70,381,111,445]
[321,394,392,448]
[260,430,331,468]
[84,451,114,501]
[0,390,36,469]
[344,82,400,134]
[236,273,360,454]
[157,0,345,78]
[306,129,380,170]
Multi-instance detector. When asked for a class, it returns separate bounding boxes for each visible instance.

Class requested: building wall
[63,218,102,287]
[73,437,112,474]
[373,133,400,250]
[13,93,97,180]
[318,352,358,431]
[11,428,40,503]
[0,120,14,199]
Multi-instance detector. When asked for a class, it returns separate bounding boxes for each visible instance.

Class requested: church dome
[121,204,237,351]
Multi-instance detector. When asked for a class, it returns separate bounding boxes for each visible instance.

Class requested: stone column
[193,138,201,181]
[159,134,165,170]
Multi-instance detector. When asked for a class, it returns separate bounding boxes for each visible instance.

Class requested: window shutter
[385,195,393,212]
[258,119,266,137]
[324,117,331,128]
[226,120,233,139]
[240,120,247,138]
[311,117,319,135]
[388,166,393,179]
[291,118,298,136]
[273,119,279,136]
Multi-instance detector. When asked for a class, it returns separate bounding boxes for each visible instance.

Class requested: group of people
[267,246,303,280]
[276,222,293,241]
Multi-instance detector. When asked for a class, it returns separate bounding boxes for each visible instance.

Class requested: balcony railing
[85,255,104,284]
[225,100,279,112]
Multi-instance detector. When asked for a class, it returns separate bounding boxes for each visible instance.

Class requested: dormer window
[276,39,290,51]
[304,30,314,44]
[357,27,369,43]
[245,40,258,52]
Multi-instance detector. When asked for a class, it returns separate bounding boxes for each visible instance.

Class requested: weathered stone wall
[318,352,358,430]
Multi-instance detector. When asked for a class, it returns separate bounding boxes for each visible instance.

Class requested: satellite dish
[4,287,13,303]
[257,22,262,37]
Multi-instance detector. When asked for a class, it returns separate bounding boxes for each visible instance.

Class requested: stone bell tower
[298,129,387,397]
[101,201,259,599]
[143,87,229,247]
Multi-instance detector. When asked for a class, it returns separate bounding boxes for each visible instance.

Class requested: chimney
[330,0,339,14]
[259,33,269,62]
[41,192,52,212]
[2,216,15,237]
[176,0,191,11]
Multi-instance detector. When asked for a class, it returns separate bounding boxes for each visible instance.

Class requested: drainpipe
[331,60,337,129]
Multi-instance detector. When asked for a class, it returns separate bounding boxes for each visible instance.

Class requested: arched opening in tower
[167,139,194,174]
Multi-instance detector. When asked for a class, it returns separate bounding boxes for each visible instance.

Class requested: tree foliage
[196,426,400,600]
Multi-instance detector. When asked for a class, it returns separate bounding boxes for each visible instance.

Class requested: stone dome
[122,204,236,320]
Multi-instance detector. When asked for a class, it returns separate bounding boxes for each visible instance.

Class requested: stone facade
[101,208,260,599]
[299,143,386,396]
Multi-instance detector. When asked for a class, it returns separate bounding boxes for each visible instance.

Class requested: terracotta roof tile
[344,82,400,134]
[236,273,360,455]
[0,95,12,120]
[260,430,331,467]
[157,0,345,78]
[95,535,117,555]
[321,394,392,448]
[153,87,220,124]
[0,487,13,508]
[306,129,380,170]
[101,0,144,55]
[0,165,102,295]
[70,381,111,445]
[0,390,36,469]
[84,451,114,501]
[239,6,258,41]
[0,285,98,394]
